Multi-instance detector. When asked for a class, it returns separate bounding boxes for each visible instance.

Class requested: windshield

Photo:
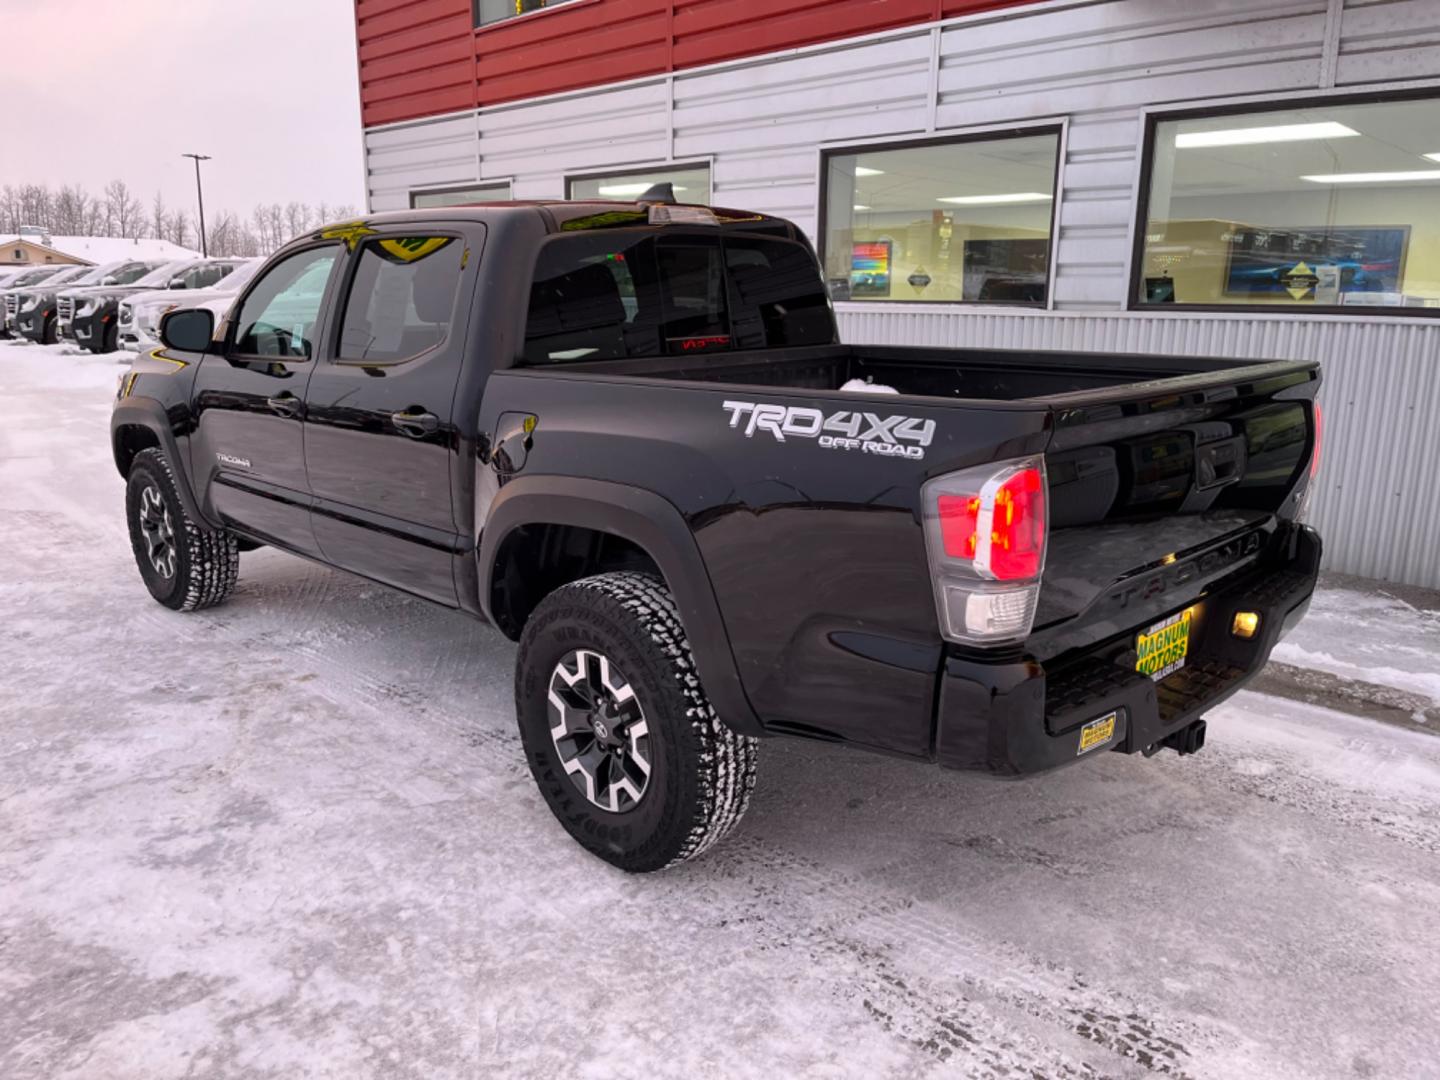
[213,258,264,294]
[67,262,125,287]
[106,261,165,287]
[11,267,65,287]
[131,260,196,289]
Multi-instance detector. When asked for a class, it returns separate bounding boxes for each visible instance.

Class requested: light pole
[181,153,212,255]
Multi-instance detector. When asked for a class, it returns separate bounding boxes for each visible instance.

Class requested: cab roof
[339,200,797,237]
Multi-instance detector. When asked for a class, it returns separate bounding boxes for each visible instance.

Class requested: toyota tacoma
[111,198,1322,872]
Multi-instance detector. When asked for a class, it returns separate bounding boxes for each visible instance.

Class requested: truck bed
[554,343,1269,404]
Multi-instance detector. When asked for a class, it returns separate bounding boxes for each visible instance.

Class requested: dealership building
[354,0,1440,588]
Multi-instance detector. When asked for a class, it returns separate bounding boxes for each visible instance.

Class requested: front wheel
[125,447,239,610]
[515,571,758,872]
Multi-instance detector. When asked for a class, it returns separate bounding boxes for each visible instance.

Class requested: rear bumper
[934,523,1321,775]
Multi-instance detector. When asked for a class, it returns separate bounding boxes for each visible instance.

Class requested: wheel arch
[479,476,764,737]
[111,398,217,530]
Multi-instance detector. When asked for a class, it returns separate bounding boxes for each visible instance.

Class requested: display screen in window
[823,132,1059,304]
[1139,97,1440,310]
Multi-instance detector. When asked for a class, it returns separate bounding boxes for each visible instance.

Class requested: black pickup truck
[112,199,1322,872]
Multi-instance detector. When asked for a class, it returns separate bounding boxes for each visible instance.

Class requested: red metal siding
[356,0,476,127]
[357,0,1041,126]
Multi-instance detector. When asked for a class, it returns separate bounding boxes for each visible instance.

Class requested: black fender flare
[110,398,218,530]
[477,475,765,738]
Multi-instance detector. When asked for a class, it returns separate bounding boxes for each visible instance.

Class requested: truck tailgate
[1029,359,1320,662]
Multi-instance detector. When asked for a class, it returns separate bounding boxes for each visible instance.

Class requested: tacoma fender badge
[216,453,251,469]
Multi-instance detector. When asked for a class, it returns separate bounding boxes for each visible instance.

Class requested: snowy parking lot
[4,339,1440,1079]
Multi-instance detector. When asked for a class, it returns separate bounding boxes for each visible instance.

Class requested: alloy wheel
[137,485,177,579]
[547,649,652,813]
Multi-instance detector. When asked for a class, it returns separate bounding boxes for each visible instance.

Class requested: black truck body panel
[112,201,1322,775]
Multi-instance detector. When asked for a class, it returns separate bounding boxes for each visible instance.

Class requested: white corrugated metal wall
[362,0,1440,588]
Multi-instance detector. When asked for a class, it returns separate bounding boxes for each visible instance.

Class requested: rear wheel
[41,316,57,345]
[125,448,239,611]
[101,321,119,353]
[515,571,758,872]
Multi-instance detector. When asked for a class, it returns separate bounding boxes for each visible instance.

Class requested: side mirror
[160,308,215,352]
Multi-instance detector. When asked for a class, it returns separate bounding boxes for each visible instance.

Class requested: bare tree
[54,186,88,234]
[20,185,54,231]
[165,210,192,249]
[105,180,144,239]
[283,201,311,241]
[0,186,22,233]
[151,190,167,241]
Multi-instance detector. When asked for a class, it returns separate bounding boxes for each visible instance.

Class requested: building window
[1137,94,1440,313]
[567,164,712,205]
[821,130,1060,305]
[409,183,511,209]
[475,0,581,28]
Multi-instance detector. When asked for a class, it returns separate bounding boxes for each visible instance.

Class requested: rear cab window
[522,227,834,365]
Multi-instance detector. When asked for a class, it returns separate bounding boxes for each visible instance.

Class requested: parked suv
[18,260,161,344]
[53,259,176,345]
[113,202,1321,872]
[2,265,88,338]
[119,258,261,351]
[71,257,245,353]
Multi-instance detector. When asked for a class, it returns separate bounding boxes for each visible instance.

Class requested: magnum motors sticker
[722,400,936,460]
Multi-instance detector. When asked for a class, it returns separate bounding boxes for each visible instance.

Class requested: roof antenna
[636,182,676,206]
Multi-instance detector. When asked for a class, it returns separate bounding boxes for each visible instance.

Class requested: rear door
[189,243,344,555]
[302,224,480,604]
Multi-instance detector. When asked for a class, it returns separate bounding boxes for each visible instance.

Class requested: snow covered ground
[3,338,1440,1079]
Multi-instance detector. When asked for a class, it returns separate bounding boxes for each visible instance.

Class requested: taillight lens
[1311,401,1323,479]
[923,456,1049,645]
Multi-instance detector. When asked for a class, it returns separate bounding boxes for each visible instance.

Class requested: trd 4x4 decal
[722,400,936,460]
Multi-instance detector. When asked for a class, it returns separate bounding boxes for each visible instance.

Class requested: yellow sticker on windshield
[377,237,452,262]
[318,220,378,251]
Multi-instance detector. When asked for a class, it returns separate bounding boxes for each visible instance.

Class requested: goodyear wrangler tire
[125,447,239,611]
[515,571,758,873]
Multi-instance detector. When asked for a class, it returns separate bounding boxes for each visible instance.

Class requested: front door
[303,226,479,604]
[189,244,343,556]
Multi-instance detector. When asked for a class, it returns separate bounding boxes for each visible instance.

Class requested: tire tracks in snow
[686,833,1213,1077]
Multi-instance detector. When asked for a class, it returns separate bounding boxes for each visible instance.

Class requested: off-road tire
[515,571,758,872]
[102,321,119,354]
[125,447,239,611]
[41,317,57,345]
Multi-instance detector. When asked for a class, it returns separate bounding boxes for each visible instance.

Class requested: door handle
[391,410,439,437]
[266,396,302,418]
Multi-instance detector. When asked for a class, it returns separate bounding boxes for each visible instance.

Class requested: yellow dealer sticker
[1136,609,1193,682]
[1077,711,1117,755]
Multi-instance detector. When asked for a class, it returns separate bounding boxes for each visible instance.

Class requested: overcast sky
[0,0,366,215]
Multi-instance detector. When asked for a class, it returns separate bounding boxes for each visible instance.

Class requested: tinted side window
[188,263,233,289]
[523,232,732,364]
[337,237,464,364]
[723,237,835,348]
[233,247,340,359]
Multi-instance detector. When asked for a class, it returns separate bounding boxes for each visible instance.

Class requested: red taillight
[938,494,980,559]
[922,456,1049,645]
[1311,401,1323,479]
[931,462,1047,582]
[986,466,1045,580]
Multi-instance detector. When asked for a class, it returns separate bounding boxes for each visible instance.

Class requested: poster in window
[850,241,891,298]
[1224,226,1409,299]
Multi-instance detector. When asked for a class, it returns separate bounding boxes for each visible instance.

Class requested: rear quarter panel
[478,370,1049,758]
